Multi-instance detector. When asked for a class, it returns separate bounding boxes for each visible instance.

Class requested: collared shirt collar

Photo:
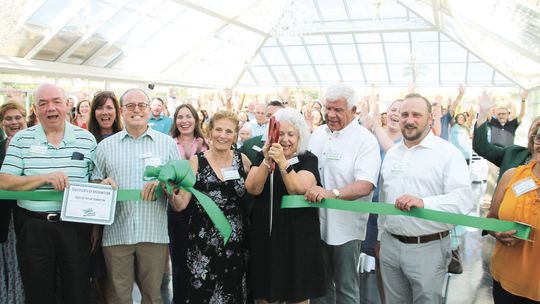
[399,129,437,150]
[323,119,357,136]
[120,126,156,141]
[150,113,165,121]
[33,122,75,145]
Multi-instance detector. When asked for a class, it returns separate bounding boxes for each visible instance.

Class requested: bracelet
[262,159,271,169]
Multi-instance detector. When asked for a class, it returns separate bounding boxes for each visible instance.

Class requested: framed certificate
[60,182,117,225]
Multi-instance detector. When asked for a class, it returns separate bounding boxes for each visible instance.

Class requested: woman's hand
[492,229,520,247]
[268,143,287,170]
[164,182,190,212]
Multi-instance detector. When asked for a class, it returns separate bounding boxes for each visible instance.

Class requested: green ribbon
[0,161,232,244]
[282,196,532,240]
[143,160,232,244]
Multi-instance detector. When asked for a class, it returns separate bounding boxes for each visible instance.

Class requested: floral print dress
[184,151,247,304]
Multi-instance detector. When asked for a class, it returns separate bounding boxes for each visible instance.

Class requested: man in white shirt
[306,84,381,304]
[250,103,268,139]
[379,93,472,304]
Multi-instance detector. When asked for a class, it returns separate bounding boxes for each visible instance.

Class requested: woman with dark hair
[0,101,27,303]
[74,100,91,129]
[88,91,123,143]
[197,109,209,137]
[168,104,210,303]
[170,104,209,160]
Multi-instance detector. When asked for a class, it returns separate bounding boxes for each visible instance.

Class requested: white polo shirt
[309,121,381,245]
[379,131,472,237]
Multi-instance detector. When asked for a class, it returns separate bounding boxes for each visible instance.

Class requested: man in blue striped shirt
[92,88,179,304]
[0,83,97,304]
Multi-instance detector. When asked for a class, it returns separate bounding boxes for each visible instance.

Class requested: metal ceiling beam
[0,55,218,89]
[8,0,47,36]
[57,0,131,62]
[304,26,434,36]
[276,38,300,86]
[351,35,368,84]
[431,0,441,29]
[83,0,166,66]
[398,0,531,88]
[380,33,392,84]
[231,35,270,88]
[172,0,266,36]
[24,1,87,59]
[160,22,231,74]
[108,5,188,70]
[325,35,344,82]
[259,51,279,86]
[300,36,322,86]
[408,32,415,83]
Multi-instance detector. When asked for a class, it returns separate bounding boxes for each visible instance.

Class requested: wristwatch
[284,164,294,174]
[332,189,340,198]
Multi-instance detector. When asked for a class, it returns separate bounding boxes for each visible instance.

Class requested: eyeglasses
[123,103,149,111]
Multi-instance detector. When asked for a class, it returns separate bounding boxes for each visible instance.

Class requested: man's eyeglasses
[123,103,149,111]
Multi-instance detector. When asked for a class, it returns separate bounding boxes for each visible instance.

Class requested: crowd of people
[0,82,537,304]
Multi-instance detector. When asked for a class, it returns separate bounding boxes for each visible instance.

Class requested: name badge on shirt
[512,177,538,197]
[252,145,262,152]
[29,145,47,155]
[288,156,299,165]
[139,152,152,159]
[144,157,162,168]
[326,150,342,160]
[148,122,155,127]
[221,167,240,181]
[392,163,406,174]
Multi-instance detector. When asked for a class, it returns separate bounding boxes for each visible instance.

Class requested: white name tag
[392,163,406,173]
[288,156,299,165]
[326,150,342,160]
[144,157,162,168]
[512,177,538,197]
[221,167,240,181]
[139,152,152,159]
[29,145,47,155]
[252,145,262,152]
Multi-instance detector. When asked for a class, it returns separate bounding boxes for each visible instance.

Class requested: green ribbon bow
[282,196,532,240]
[144,160,232,244]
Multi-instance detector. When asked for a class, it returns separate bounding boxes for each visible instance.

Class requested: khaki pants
[380,231,451,304]
[103,243,167,304]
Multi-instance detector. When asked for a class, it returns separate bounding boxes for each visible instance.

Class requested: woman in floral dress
[168,111,251,304]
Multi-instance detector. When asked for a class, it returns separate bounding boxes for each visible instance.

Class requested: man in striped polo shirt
[0,83,97,304]
[92,88,179,304]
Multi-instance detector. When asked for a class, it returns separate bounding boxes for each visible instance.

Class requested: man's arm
[0,172,69,191]
[448,84,465,118]
[517,89,528,124]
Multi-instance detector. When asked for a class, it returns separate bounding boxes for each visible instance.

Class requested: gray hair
[325,84,357,109]
[119,88,151,105]
[273,108,310,155]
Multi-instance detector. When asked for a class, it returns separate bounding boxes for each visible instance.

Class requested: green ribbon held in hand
[282,196,532,240]
[144,160,232,244]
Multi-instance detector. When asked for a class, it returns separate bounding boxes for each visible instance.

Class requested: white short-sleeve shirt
[309,121,381,245]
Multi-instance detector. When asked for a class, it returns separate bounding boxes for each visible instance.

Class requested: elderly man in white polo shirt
[306,84,381,304]
[378,93,471,303]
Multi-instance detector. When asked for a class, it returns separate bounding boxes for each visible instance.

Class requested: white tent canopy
[0,0,538,89]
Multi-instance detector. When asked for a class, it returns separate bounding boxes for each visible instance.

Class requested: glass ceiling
[0,0,538,89]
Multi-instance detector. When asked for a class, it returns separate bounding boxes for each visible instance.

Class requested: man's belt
[391,231,449,244]
[24,209,61,222]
